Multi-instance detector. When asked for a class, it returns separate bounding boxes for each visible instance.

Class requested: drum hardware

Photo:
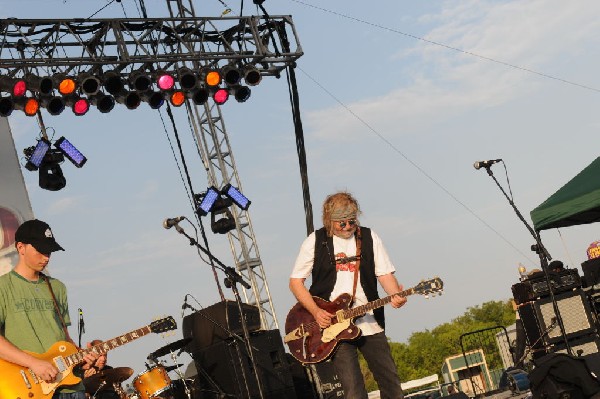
[163,363,184,373]
[147,338,192,360]
[84,367,134,399]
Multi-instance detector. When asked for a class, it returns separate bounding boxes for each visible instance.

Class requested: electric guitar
[284,277,443,364]
[0,316,176,399]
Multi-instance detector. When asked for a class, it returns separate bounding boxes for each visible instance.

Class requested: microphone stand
[481,165,572,356]
[173,224,266,399]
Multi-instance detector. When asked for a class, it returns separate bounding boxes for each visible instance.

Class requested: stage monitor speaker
[183,299,261,351]
[535,290,595,344]
[193,329,296,399]
[582,258,600,288]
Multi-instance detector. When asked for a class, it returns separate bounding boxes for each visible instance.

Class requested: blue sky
[3,0,600,382]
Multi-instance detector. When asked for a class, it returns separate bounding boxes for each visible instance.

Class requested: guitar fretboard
[342,288,414,320]
[65,325,152,367]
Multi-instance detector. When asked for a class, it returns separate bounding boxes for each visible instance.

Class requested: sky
[2,0,600,386]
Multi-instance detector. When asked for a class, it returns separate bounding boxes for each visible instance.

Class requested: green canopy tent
[531,157,600,231]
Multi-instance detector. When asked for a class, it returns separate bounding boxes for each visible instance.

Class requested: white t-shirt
[291,229,396,336]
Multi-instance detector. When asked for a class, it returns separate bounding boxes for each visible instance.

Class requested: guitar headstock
[150,316,177,334]
[414,277,444,298]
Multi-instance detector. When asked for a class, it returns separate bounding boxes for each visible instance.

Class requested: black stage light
[78,73,101,96]
[232,85,251,103]
[0,97,14,117]
[24,74,54,95]
[114,90,141,110]
[40,96,66,116]
[243,65,262,86]
[24,137,51,171]
[211,208,237,234]
[54,136,87,168]
[38,154,66,191]
[221,64,242,86]
[129,71,152,92]
[140,91,165,109]
[103,71,125,95]
[178,67,198,91]
[189,87,209,105]
[222,183,251,210]
[89,92,115,113]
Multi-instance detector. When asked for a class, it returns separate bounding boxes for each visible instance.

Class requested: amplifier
[183,300,262,352]
[535,290,595,344]
[554,334,600,357]
[527,269,581,297]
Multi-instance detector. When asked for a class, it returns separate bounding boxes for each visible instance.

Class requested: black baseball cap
[15,219,64,254]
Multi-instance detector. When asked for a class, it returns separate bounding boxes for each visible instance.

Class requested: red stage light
[72,98,90,116]
[157,73,175,91]
[213,88,229,105]
[13,80,27,97]
[58,78,76,95]
[22,98,39,116]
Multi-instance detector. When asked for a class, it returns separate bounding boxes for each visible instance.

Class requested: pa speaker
[535,290,595,344]
[193,329,296,399]
[583,258,600,287]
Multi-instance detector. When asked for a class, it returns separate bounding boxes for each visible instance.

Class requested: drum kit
[84,338,196,399]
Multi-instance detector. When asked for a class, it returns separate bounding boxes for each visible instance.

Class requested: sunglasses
[336,219,357,228]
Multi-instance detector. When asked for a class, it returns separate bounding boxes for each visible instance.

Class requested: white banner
[0,117,34,275]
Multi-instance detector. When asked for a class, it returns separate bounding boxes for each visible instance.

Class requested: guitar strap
[42,273,73,343]
[351,227,362,305]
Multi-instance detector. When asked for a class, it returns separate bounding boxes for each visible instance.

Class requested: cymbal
[164,363,184,372]
[148,338,192,359]
[84,367,133,393]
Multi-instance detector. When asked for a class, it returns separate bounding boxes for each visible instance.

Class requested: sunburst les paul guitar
[284,277,443,364]
[0,316,176,399]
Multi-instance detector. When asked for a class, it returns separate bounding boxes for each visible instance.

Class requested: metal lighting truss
[0,14,303,79]
[166,1,284,330]
[0,5,302,330]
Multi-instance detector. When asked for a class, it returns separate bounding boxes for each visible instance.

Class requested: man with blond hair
[290,191,405,398]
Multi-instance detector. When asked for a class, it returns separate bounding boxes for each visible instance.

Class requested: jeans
[53,391,86,399]
[331,332,403,399]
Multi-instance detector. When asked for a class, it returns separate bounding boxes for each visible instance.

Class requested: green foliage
[360,299,516,390]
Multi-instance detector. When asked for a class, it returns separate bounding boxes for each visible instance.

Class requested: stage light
[64,96,90,116]
[39,157,66,191]
[201,68,222,87]
[221,64,241,86]
[141,91,165,109]
[54,75,77,95]
[196,186,221,216]
[40,96,66,116]
[177,68,197,91]
[169,90,186,107]
[55,136,87,168]
[0,77,27,97]
[24,137,51,171]
[211,208,237,234]
[233,85,251,103]
[103,71,125,95]
[89,92,115,113]
[78,73,101,96]
[243,65,262,86]
[213,88,229,105]
[24,74,54,95]
[115,90,141,110]
[156,71,175,91]
[189,87,209,105]
[129,71,152,92]
[14,97,39,116]
[0,97,13,117]
[222,183,251,210]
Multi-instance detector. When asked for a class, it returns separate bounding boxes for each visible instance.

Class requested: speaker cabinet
[535,290,595,344]
[193,329,296,399]
[583,258,600,287]
[554,334,600,357]
[183,300,261,352]
[518,302,547,359]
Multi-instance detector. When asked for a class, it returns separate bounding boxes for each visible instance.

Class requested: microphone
[181,294,197,318]
[163,216,185,229]
[79,308,85,334]
[473,159,502,170]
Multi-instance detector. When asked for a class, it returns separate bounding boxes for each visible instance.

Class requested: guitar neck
[343,287,415,320]
[65,324,152,368]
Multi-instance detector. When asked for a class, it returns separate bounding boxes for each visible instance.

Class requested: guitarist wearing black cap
[0,219,105,399]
